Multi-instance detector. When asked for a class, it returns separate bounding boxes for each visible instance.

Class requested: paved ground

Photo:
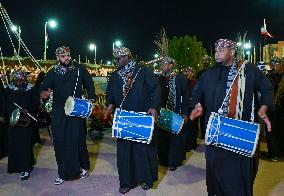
[0,128,283,196]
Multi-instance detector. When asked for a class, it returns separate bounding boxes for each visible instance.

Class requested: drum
[64,96,93,118]
[112,109,154,144]
[10,108,31,127]
[157,108,185,134]
[205,112,260,157]
[44,95,53,113]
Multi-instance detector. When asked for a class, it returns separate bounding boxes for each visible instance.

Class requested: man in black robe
[3,70,37,180]
[268,57,284,160]
[182,67,198,152]
[192,39,273,196]
[156,57,189,171]
[40,46,95,185]
[0,79,8,159]
[31,71,45,147]
[196,55,212,139]
[105,47,161,194]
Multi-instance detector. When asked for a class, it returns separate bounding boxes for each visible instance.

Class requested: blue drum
[112,109,154,144]
[205,112,260,157]
[64,96,93,118]
[157,108,185,134]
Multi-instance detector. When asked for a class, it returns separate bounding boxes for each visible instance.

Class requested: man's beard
[59,59,71,67]
[14,80,27,90]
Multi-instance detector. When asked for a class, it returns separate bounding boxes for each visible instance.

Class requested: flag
[261,19,274,38]
[45,31,49,49]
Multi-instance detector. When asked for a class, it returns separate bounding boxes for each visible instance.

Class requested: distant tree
[154,27,169,58]
[168,35,207,71]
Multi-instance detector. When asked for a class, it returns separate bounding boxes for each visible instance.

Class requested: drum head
[64,96,74,115]
[10,108,21,126]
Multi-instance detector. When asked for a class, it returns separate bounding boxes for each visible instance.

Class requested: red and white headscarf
[55,46,71,56]
[215,39,237,50]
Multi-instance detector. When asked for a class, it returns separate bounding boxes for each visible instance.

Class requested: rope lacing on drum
[207,113,221,145]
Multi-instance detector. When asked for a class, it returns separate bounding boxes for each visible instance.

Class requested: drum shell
[65,96,93,118]
[157,108,185,134]
[10,108,31,128]
[112,109,154,144]
[205,112,260,157]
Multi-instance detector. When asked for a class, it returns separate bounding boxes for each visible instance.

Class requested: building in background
[263,41,284,63]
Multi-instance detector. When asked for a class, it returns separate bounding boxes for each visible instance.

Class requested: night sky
[0,0,283,63]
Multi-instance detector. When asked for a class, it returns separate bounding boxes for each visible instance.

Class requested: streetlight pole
[88,43,96,65]
[112,40,122,65]
[94,45,97,65]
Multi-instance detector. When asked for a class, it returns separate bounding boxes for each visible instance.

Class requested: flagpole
[259,42,262,62]
[253,46,256,64]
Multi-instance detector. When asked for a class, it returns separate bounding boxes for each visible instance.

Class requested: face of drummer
[115,55,130,69]
[215,47,235,66]
[161,62,174,74]
[57,52,71,66]
[14,78,26,88]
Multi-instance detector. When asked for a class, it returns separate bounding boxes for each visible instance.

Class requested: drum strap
[72,68,80,97]
[218,60,247,115]
[119,67,142,109]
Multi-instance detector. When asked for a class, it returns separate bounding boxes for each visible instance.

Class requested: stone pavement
[0,128,283,196]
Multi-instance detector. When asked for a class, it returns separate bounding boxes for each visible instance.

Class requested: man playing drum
[105,47,161,194]
[156,57,189,171]
[40,46,95,185]
[192,39,273,196]
[2,70,38,180]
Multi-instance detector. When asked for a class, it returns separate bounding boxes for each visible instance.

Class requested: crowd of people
[0,39,283,195]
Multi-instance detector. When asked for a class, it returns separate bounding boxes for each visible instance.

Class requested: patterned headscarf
[113,47,132,58]
[215,39,237,50]
[117,60,136,97]
[11,69,27,80]
[161,57,176,66]
[55,46,71,56]
[270,57,283,66]
[182,66,193,74]
[257,61,269,72]
[10,69,31,91]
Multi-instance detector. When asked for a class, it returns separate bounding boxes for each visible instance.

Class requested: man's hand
[103,104,114,120]
[0,116,6,123]
[22,108,29,114]
[258,105,271,132]
[0,73,6,79]
[189,103,203,121]
[40,88,52,99]
[147,108,158,122]
[182,114,188,123]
